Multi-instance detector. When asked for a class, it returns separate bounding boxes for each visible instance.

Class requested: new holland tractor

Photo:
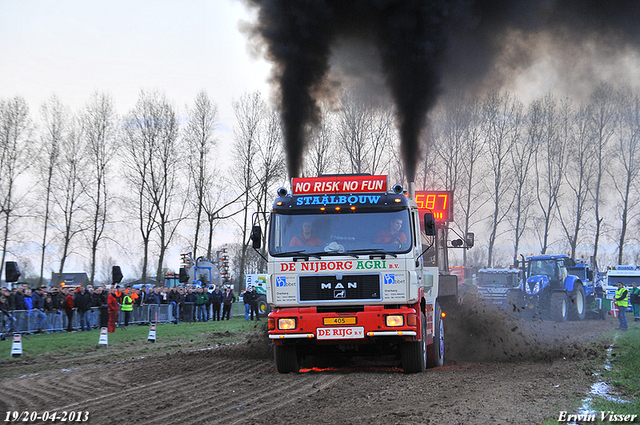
[506,254,604,321]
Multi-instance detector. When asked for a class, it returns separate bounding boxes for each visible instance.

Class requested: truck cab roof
[526,254,571,261]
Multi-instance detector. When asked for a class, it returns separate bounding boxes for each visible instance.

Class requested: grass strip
[589,325,640,421]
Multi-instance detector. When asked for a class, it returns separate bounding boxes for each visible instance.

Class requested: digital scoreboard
[415,191,453,222]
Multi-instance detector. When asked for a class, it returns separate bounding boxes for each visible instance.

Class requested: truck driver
[289,221,322,246]
[375,218,407,245]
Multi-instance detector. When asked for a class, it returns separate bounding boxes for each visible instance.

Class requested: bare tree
[482,91,521,267]
[304,104,336,177]
[202,188,244,260]
[53,114,89,273]
[588,83,617,262]
[431,94,486,266]
[81,92,119,285]
[509,99,540,265]
[415,126,439,192]
[609,90,640,264]
[232,92,264,286]
[122,91,185,284]
[534,94,567,254]
[556,103,596,258]
[122,100,157,286]
[335,89,394,174]
[184,91,219,259]
[252,108,287,271]
[0,96,34,282]
[35,97,65,284]
[368,101,395,175]
[182,93,244,261]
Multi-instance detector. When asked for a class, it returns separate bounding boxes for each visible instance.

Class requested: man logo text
[320,282,357,289]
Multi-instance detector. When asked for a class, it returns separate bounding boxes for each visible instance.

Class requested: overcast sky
[0,0,271,144]
[0,0,275,278]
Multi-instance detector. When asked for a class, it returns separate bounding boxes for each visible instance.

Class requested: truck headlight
[278,318,297,330]
[385,315,404,327]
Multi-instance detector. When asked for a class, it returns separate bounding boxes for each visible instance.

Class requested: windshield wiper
[346,248,398,258]
[277,249,322,260]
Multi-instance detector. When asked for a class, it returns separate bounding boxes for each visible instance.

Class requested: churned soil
[0,298,619,425]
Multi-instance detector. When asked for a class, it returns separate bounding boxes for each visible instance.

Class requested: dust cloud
[446,294,606,364]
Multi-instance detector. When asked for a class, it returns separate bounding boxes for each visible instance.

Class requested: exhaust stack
[409,181,416,201]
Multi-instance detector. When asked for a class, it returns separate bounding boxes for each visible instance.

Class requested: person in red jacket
[61,287,75,332]
[107,287,119,333]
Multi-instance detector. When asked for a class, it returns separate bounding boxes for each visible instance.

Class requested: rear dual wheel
[428,302,445,368]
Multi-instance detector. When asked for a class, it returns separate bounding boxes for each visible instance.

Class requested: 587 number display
[4,411,89,422]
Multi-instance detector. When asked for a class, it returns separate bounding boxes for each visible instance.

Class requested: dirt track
[0,300,617,425]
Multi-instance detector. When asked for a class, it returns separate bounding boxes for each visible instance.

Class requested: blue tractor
[506,254,604,321]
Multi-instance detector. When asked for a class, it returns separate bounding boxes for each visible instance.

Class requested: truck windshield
[607,275,640,288]
[477,272,519,288]
[269,210,412,257]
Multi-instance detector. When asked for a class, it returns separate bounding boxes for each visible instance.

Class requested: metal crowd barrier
[0,302,246,335]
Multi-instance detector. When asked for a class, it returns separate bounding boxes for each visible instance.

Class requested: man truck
[251,175,470,373]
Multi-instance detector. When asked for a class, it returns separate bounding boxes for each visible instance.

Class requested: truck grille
[299,274,381,302]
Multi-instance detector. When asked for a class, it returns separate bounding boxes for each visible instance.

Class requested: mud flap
[438,274,458,298]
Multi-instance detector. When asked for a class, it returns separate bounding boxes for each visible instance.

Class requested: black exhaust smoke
[244,0,640,180]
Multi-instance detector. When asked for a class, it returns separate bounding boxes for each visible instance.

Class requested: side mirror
[250,225,262,249]
[424,213,436,236]
[466,232,474,248]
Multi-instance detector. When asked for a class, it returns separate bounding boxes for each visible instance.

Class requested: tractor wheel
[274,345,299,374]
[402,312,427,373]
[257,295,270,316]
[568,283,586,321]
[550,292,568,322]
[427,302,445,368]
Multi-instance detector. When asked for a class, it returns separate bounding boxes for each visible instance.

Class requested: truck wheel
[402,312,428,373]
[550,292,568,322]
[274,345,299,374]
[568,282,586,321]
[258,295,270,316]
[427,302,445,368]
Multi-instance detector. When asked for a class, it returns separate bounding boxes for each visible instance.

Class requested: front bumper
[268,305,420,344]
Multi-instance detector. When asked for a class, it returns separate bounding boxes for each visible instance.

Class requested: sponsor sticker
[317,326,365,340]
[276,276,287,287]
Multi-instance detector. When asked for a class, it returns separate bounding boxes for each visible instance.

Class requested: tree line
[0,83,638,287]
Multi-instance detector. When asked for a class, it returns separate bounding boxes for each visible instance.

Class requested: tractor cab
[527,257,572,289]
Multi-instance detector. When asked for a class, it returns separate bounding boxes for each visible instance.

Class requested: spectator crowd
[0,282,263,335]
